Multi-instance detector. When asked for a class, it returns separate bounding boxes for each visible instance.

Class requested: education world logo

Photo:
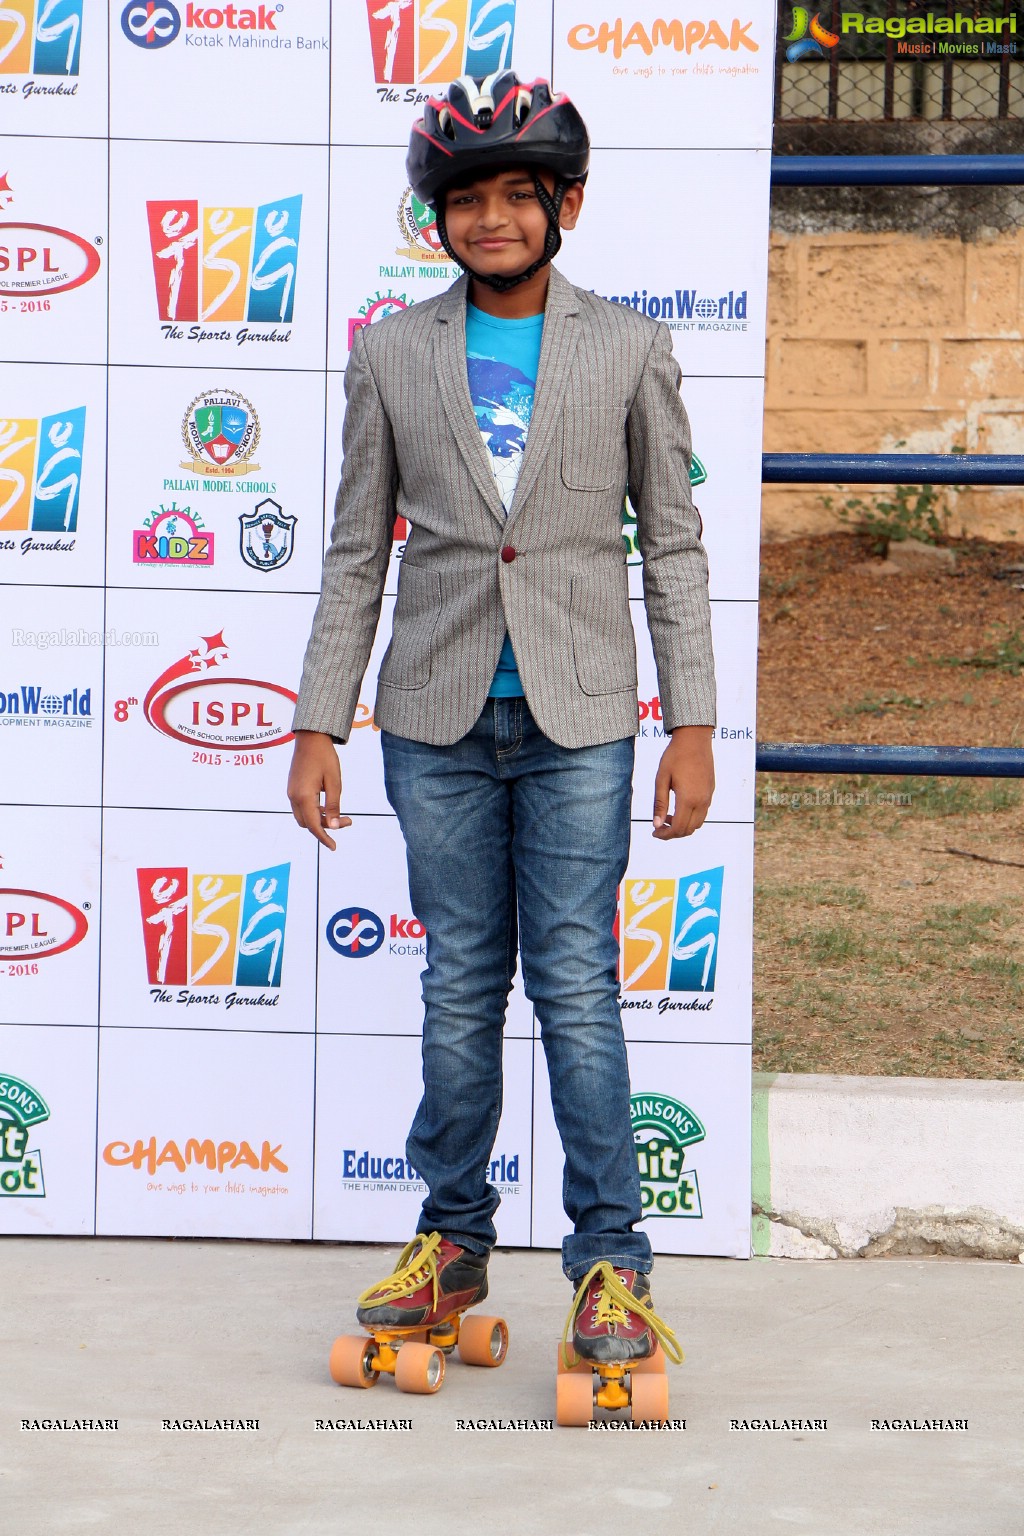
[137,861,290,993]
[0,680,92,727]
[0,0,82,85]
[0,173,101,298]
[0,886,89,960]
[618,867,724,1012]
[594,282,749,333]
[630,1092,706,1219]
[366,0,516,97]
[0,1075,49,1198]
[137,629,297,750]
[146,193,302,345]
[0,405,84,555]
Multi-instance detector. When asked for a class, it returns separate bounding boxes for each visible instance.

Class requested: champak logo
[366,0,516,95]
[0,0,83,79]
[0,1075,49,1198]
[146,193,302,342]
[139,629,297,749]
[619,867,724,997]
[0,404,84,542]
[567,15,760,57]
[630,1092,706,1218]
[137,861,290,991]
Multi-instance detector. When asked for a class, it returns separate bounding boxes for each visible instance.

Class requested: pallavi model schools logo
[630,1092,706,1218]
[134,629,297,750]
[0,173,101,300]
[0,0,82,95]
[0,886,89,960]
[146,194,302,348]
[121,2,324,54]
[618,867,724,1013]
[326,905,425,959]
[385,188,456,282]
[137,861,289,1006]
[179,389,260,477]
[0,1075,49,1197]
[366,0,516,101]
[0,404,84,558]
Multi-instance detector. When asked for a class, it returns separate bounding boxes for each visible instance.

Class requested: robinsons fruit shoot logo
[0,1075,49,1197]
[0,0,82,87]
[630,1093,706,1219]
[619,868,724,1010]
[785,5,1016,59]
[366,0,516,99]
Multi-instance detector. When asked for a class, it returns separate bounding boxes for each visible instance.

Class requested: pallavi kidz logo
[146,193,302,348]
[132,504,213,567]
[630,1092,706,1218]
[137,860,290,1004]
[0,1075,49,1197]
[0,0,82,91]
[366,0,516,100]
[348,288,412,350]
[618,867,724,1012]
[0,404,84,557]
[0,173,101,299]
[137,629,297,750]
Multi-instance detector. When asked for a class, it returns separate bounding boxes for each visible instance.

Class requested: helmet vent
[513,86,532,127]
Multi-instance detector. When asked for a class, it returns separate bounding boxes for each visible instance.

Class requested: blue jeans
[381,697,652,1281]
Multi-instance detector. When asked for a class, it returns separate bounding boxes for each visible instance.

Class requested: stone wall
[762,228,1024,543]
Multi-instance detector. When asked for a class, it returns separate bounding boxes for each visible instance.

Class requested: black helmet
[407,71,590,293]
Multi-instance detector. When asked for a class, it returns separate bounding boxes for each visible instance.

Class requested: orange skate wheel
[556,1343,586,1374]
[630,1371,669,1424]
[630,1343,668,1375]
[556,1369,595,1427]
[457,1314,509,1367]
[394,1341,446,1395]
[329,1334,379,1389]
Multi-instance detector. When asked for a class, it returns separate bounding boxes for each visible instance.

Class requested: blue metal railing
[771,155,1024,187]
[763,453,1024,486]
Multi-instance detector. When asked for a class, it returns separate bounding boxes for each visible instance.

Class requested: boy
[289,71,716,1367]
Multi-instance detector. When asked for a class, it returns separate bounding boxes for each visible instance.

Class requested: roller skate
[329,1231,509,1396]
[555,1262,683,1426]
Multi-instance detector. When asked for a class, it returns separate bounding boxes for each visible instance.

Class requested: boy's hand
[652,726,715,839]
[288,729,352,851]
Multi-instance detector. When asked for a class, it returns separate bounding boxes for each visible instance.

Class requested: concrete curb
[751,1072,1024,1260]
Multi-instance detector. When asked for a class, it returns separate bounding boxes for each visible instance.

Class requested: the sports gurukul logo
[0,885,89,959]
[0,1075,49,1197]
[0,173,101,298]
[326,905,426,959]
[630,1092,706,1219]
[619,868,724,1014]
[366,0,516,99]
[136,629,297,750]
[146,193,302,347]
[137,861,289,1001]
[0,404,84,557]
[0,0,82,85]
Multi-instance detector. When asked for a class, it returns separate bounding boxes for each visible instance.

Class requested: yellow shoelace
[357,1231,444,1312]
[561,1261,684,1369]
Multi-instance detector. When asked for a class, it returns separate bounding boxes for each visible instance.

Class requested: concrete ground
[4,1240,1022,1536]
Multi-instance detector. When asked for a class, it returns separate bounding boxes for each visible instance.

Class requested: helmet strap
[434,175,568,293]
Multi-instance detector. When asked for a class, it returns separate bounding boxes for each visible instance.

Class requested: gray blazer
[293,265,716,750]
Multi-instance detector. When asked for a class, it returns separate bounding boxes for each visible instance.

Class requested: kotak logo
[0,406,84,533]
[0,0,83,76]
[121,2,281,48]
[141,630,297,750]
[137,862,290,987]
[620,867,724,993]
[367,0,516,88]
[326,907,385,958]
[146,194,302,324]
[0,888,89,959]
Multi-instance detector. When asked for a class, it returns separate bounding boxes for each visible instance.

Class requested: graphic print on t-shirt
[465,305,543,515]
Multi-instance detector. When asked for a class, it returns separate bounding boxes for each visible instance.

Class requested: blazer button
[500,545,516,563]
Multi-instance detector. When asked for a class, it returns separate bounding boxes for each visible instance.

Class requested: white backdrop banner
[0,0,775,1252]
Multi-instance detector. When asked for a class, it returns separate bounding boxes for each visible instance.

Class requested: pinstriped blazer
[293,265,716,750]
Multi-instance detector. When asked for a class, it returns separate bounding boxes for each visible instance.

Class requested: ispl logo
[0,1075,49,1198]
[0,0,83,76]
[367,0,516,88]
[137,863,289,986]
[347,289,411,350]
[0,887,89,958]
[0,682,92,723]
[0,406,84,533]
[326,907,386,958]
[622,450,705,565]
[630,1092,706,1218]
[239,498,295,572]
[620,867,724,992]
[0,175,101,297]
[146,194,302,324]
[140,630,297,749]
[180,389,260,476]
[133,505,213,566]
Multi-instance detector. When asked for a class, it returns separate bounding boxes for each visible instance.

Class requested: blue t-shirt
[465,302,544,699]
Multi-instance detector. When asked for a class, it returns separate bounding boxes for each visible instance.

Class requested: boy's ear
[559,182,584,231]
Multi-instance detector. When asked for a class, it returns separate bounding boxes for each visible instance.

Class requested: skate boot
[555,1261,684,1427]
[329,1232,509,1396]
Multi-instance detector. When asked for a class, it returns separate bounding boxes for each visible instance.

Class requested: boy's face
[441,168,583,281]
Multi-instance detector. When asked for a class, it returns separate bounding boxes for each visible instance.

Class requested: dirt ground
[753,531,1024,1079]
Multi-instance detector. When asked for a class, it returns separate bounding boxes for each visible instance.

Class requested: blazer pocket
[561,406,625,492]
[378,562,441,691]
[570,574,638,696]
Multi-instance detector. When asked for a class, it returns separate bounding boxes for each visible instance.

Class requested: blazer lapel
[433,275,507,526]
[506,265,580,521]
